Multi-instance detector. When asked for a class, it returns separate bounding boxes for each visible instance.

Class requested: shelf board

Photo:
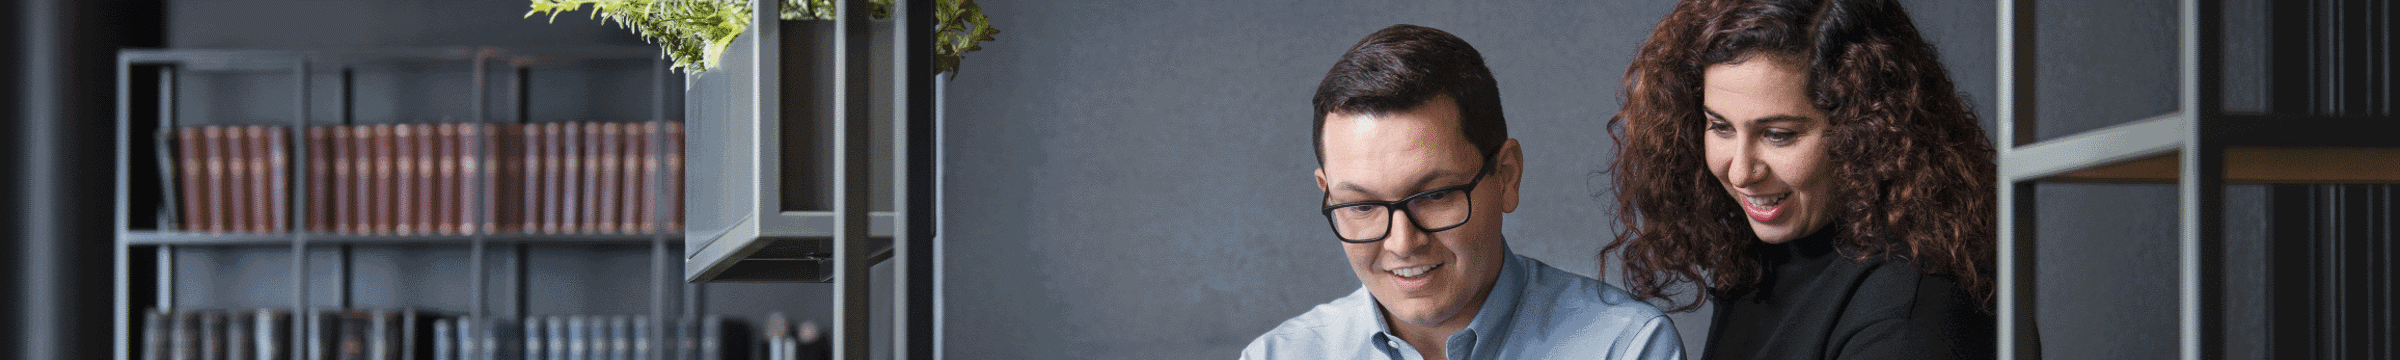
[2003,113,2400,183]
[120,231,677,246]
[120,49,308,70]
[2002,112,2187,182]
[683,211,896,283]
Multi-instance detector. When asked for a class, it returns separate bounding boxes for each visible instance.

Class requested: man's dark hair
[1312,24,1507,173]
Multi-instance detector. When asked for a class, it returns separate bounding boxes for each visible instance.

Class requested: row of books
[141,308,806,360]
[167,121,684,235]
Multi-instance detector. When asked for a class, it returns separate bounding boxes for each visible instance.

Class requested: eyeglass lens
[1328,188,1472,241]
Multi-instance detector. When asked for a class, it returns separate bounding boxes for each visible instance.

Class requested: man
[1242,25,1685,360]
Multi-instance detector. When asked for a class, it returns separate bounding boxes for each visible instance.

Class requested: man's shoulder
[1242,287,1379,359]
[1499,257,1684,359]
[1515,257,1668,324]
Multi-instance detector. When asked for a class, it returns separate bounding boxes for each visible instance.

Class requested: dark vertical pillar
[11,0,141,359]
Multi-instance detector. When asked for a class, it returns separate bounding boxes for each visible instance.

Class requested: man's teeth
[1747,194,1786,208]
[1390,264,1440,278]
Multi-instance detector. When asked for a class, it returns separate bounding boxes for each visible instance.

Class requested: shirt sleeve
[1616,315,1687,360]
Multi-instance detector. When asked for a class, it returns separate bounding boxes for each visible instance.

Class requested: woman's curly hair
[1603,0,1997,313]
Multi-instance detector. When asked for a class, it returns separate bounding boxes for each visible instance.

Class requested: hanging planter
[526,0,998,75]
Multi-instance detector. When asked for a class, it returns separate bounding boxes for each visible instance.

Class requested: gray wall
[938,0,2007,358]
[153,0,2282,358]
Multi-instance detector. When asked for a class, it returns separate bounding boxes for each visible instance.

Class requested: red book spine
[372,124,396,235]
[230,126,257,233]
[307,126,332,233]
[218,126,244,233]
[178,127,207,232]
[437,123,459,235]
[618,122,645,234]
[460,123,483,235]
[664,121,683,231]
[349,125,374,235]
[638,122,660,234]
[595,122,621,234]
[333,126,355,234]
[414,123,437,235]
[515,123,540,234]
[268,126,290,232]
[395,124,417,235]
[206,126,229,233]
[435,123,459,235]
[249,126,273,233]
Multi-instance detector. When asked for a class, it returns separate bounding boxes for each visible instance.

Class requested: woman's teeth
[1747,194,1786,208]
[1391,264,1440,278]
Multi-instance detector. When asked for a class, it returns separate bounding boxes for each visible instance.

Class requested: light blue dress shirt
[1242,248,1685,360]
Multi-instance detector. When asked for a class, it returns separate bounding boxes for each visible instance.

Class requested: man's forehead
[1318,109,1482,197]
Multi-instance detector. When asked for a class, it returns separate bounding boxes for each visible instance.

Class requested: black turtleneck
[1699,228,1995,359]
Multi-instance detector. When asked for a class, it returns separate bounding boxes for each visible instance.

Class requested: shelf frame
[114,47,695,360]
[1995,0,2396,358]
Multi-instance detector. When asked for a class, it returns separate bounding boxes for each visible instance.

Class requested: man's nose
[1382,209,1431,256]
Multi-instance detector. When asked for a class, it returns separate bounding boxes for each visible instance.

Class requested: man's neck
[1382,293,1491,360]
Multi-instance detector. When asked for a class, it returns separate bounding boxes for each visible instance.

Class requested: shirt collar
[1362,244,1531,359]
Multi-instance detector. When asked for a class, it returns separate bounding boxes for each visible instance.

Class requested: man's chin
[1380,299,1464,327]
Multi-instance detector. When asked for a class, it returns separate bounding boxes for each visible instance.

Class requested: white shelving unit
[1996,0,2400,359]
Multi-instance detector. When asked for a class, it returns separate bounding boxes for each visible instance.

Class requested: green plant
[528,0,998,76]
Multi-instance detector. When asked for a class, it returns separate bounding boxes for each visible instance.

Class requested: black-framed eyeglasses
[1319,169,1487,243]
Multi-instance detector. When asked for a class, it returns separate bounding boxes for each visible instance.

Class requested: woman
[1604,0,1997,358]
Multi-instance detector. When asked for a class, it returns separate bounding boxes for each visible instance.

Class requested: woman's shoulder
[1838,255,1985,320]
[1829,255,1998,358]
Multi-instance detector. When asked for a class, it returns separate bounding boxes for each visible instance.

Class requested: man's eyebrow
[1701,107,1812,126]
[1330,168,1463,201]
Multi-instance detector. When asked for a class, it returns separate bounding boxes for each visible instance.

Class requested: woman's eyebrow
[1748,115,1811,127]
[1701,107,1813,126]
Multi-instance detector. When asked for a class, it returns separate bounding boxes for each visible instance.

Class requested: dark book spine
[541,123,563,235]
[561,122,584,234]
[143,310,168,360]
[524,315,546,360]
[546,316,567,360]
[200,311,225,360]
[433,319,453,360]
[227,310,254,360]
[255,309,290,360]
[268,126,290,232]
[465,124,489,235]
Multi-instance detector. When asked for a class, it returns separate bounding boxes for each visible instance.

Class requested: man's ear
[1497,138,1523,213]
[1314,167,1330,192]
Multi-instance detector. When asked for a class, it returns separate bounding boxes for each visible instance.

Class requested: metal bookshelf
[112,47,701,360]
[1996,0,2400,359]
[676,0,941,358]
